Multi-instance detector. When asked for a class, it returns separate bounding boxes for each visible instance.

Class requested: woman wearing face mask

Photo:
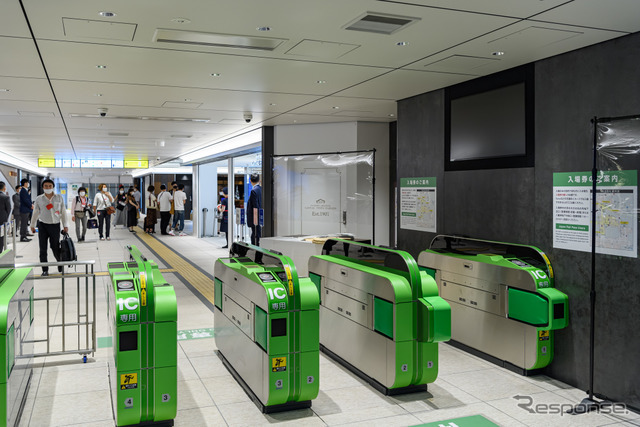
[70,186,90,241]
[126,188,139,232]
[114,185,127,228]
[93,183,114,240]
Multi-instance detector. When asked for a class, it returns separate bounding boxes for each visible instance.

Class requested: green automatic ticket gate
[418,235,569,374]
[0,224,33,427]
[107,245,177,426]
[308,239,451,395]
[214,242,320,413]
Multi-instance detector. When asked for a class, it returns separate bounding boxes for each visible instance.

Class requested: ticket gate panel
[418,235,568,373]
[310,239,450,395]
[214,243,319,413]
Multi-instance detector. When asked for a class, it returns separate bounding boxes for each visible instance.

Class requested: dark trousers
[97,209,111,238]
[38,221,61,273]
[13,213,21,237]
[20,212,30,239]
[250,224,261,246]
[160,211,171,234]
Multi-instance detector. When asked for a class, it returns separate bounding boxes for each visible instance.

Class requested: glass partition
[272,151,374,240]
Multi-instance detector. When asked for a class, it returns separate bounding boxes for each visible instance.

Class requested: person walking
[144,185,158,233]
[114,185,127,228]
[169,183,187,236]
[157,184,173,235]
[71,186,90,241]
[93,183,114,241]
[217,187,229,248]
[126,188,139,232]
[246,173,262,246]
[18,178,33,242]
[0,182,11,248]
[30,178,68,276]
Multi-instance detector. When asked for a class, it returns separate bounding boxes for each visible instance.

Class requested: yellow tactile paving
[133,227,215,305]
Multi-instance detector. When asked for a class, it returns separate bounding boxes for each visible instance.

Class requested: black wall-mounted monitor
[445,64,534,171]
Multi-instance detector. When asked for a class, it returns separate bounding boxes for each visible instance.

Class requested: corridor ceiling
[1,0,639,174]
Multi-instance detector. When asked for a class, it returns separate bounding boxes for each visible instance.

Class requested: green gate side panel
[309,273,322,304]
[374,297,394,339]
[508,288,548,326]
[214,278,223,310]
[418,297,451,343]
[153,322,177,368]
[7,324,14,378]
[297,350,319,401]
[115,369,142,426]
[255,306,267,351]
[154,287,177,322]
[414,342,439,385]
[537,287,569,330]
[419,266,437,281]
[153,366,177,422]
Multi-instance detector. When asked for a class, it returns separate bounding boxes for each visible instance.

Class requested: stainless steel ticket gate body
[418,235,569,375]
[308,239,451,395]
[214,242,320,413]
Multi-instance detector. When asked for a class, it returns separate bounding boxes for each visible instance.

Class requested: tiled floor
[10,222,640,426]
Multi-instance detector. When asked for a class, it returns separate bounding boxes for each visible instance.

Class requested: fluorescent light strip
[180,128,262,164]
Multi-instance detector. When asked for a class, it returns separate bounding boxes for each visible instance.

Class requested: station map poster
[553,170,637,257]
[400,177,436,233]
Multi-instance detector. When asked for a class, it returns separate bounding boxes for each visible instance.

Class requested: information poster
[400,177,437,232]
[553,170,637,257]
[300,170,341,235]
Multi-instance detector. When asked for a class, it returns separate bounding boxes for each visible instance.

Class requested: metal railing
[17,260,97,360]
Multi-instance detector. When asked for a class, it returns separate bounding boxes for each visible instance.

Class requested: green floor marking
[412,415,499,427]
[97,336,113,348]
[97,328,214,348]
[177,328,215,340]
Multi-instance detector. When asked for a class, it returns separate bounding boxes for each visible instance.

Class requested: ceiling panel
[0,0,637,170]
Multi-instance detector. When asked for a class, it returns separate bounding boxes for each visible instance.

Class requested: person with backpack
[30,178,68,276]
[71,186,91,241]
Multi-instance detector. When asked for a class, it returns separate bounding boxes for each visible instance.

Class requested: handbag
[102,193,116,215]
[87,218,98,229]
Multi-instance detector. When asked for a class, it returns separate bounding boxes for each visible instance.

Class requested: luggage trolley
[106,245,178,426]
[308,239,451,395]
[214,242,320,413]
[418,235,569,374]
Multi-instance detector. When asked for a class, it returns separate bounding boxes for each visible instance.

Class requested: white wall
[273,121,390,245]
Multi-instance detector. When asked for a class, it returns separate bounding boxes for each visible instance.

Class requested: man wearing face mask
[30,178,69,276]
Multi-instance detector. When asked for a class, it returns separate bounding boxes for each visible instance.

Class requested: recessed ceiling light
[269,103,277,106]
[95,93,103,97]
[388,113,395,117]
[171,18,191,24]
[0,89,10,92]
[257,26,271,31]
[316,80,327,84]
[332,106,340,109]
[396,41,409,46]
[160,141,166,147]
[96,65,107,69]
[492,51,505,56]
[184,98,192,102]
[99,11,116,17]
[210,73,221,77]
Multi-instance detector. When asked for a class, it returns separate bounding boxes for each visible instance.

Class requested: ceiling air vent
[153,29,286,51]
[344,12,420,35]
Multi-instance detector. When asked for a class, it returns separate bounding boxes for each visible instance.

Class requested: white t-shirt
[93,191,114,210]
[173,190,187,211]
[157,191,173,212]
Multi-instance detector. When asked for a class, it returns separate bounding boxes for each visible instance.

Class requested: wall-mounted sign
[553,170,637,258]
[400,177,437,233]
